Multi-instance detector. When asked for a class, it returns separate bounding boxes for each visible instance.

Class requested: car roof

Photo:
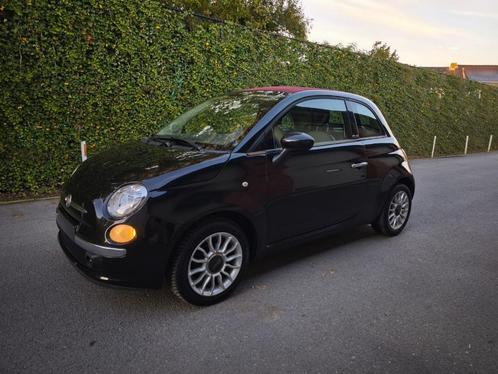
[241,86,370,102]
[242,86,321,94]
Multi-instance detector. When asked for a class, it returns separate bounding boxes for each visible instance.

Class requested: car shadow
[245,225,378,280]
[89,225,380,313]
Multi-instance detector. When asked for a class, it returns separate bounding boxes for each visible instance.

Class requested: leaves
[1,0,497,194]
[168,0,310,39]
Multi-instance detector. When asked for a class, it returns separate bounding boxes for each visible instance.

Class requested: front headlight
[106,184,148,219]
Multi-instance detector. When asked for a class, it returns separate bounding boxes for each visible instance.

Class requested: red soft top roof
[242,86,322,94]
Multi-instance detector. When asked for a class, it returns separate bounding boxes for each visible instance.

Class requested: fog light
[108,224,136,244]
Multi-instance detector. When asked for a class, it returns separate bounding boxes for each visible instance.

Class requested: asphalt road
[1,153,497,373]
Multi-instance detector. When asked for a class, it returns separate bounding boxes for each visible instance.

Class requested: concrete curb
[0,196,59,206]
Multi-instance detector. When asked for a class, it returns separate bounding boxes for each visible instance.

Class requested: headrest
[312,110,329,124]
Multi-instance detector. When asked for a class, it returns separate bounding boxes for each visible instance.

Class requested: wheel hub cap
[207,255,225,273]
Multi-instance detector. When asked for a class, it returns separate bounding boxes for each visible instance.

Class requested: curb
[0,196,59,206]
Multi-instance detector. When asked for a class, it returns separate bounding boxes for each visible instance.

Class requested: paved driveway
[1,153,497,373]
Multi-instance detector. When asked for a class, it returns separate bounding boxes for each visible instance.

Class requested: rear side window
[273,98,349,147]
[348,101,384,138]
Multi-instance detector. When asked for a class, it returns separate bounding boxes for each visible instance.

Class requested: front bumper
[56,213,126,259]
[56,207,165,288]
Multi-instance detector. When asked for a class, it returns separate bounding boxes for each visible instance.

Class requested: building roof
[461,66,498,86]
[425,65,498,87]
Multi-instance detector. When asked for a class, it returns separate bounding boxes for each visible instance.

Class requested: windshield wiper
[150,135,202,151]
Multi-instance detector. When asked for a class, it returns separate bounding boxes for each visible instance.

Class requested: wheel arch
[397,176,415,197]
[167,209,262,271]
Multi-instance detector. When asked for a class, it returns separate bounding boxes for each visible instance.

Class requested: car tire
[170,219,249,306]
[372,184,412,236]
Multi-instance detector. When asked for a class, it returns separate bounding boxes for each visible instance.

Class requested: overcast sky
[303,0,498,66]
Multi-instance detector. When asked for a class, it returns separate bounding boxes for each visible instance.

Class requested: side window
[273,99,349,147]
[348,101,384,138]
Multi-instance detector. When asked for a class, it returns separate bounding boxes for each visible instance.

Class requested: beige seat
[307,131,333,144]
[273,126,284,148]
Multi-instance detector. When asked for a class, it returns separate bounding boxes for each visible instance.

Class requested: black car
[57,86,415,305]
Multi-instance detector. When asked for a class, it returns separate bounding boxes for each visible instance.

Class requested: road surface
[1,153,497,373]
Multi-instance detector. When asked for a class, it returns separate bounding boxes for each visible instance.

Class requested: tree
[368,41,399,61]
[168,0,310,39]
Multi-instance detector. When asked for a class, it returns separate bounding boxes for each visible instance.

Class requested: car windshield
[156,91,286,150]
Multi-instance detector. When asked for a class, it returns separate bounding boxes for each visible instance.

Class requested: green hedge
[1,0,497,194]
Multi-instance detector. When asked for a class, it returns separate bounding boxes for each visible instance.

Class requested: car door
[262,97,368,243]
[346,99,394,221]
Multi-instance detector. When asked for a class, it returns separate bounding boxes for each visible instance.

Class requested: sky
[302,0,498,66]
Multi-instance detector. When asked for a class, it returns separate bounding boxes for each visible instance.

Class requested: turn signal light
[108,224,137,244]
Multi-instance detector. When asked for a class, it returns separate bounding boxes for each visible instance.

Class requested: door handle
[351,161,368,169]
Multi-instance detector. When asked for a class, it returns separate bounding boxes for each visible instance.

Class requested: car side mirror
[272,132,314,164]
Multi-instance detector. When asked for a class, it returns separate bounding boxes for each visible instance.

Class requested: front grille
[59,200,82,224]
[59,194,95,228]
[58,202,79,225]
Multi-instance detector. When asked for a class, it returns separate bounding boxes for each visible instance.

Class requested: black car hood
[65,141,230,201]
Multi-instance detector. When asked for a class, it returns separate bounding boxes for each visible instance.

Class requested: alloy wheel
[387,190,410,230]
[187,232,243,296]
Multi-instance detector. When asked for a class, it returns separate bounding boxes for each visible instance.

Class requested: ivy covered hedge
[1,0,497,194]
